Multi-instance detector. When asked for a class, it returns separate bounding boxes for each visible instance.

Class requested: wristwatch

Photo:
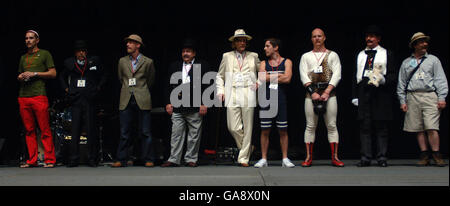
[34,72,38,77]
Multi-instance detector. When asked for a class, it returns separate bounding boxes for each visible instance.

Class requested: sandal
[20,163,37,168]
[43,163,55,168]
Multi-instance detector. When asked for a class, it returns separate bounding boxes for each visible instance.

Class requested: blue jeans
[116,95,154,163]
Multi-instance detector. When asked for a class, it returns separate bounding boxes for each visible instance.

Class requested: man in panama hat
[216,29,260,167]
[397,32,448,167]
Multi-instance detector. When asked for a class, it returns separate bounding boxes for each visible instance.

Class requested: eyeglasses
[234,38,247,43]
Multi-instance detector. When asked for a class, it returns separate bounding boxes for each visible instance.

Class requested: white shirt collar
[365,45,381,51]
[235,50,245,57]
[410,52,429,58]
[183,58,195,66]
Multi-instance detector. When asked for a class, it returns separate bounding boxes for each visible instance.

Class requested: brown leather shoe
[145,162,154,167]
[111,161,126,167]
[240,163,250,167]
[417,152,430,167]
[127,160,134,166]
[186,162,198,167]
[161,161,179,167]
[431,152,446,167]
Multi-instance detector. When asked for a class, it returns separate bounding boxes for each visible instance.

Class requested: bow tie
[365,50,377,55]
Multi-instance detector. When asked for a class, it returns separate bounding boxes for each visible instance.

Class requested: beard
[26,43,34,48]
[127,48,134,54]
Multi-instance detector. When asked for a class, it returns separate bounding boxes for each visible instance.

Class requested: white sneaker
[282,158,295,168]
[254,159,268,168]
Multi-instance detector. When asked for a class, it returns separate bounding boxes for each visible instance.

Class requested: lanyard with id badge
[404,56,426,93]
[410,58,425,80]
[233,52,247,87]
[268,58,282,90]
[313,50,326,74]
[75,60,87,88]
[268,71,279,90]
[129,59,138,86]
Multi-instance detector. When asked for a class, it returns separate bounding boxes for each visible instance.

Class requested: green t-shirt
[18,49,55,97]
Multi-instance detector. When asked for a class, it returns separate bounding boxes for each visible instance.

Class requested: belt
[306,91,335,98]
[315,82,329,90]
[406,90,435,93]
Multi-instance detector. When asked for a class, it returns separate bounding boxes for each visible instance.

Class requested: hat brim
[365,31,382,36]
[74,47,88,51]
[229,35,252,42]
[409,36,430,48]
[124,38,144,47]
[182,45,196,50]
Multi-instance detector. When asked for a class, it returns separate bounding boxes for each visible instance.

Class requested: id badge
[269,82,278,90]
[234,73,244,82]
[314,66,323,74]
[416,72,425,80]
[77,79,86,88]
[183,76,191,84]
[129,78,137,86]
[234,73,245,85]
[364,70,372,77]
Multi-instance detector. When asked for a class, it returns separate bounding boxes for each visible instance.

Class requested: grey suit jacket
[118,54,156,110]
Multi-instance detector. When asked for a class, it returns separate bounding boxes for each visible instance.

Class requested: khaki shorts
[403,92,441,132]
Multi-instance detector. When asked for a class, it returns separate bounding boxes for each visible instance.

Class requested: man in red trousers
[17,30,57,168]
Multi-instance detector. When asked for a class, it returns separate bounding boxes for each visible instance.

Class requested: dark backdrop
[0,0,448,163]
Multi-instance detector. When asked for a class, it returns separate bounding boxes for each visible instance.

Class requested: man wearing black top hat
[59,40,107,167]
[161,39,210,167]
[351,25,398,167]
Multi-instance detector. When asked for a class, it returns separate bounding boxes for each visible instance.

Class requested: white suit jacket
[216,50,260,107]
[216,51,260,94]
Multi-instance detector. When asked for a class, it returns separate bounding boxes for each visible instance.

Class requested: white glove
[352,98,359,106]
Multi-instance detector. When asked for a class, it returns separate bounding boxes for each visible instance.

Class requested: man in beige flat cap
[397,32,448,167]
[216,29,260,167]
[112,34,156,167]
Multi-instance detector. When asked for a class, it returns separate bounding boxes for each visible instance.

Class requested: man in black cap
[351,25,398,167]
[161,39,210,167]
[59,40,107,167]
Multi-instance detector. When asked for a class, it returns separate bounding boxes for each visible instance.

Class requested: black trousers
[69,98,98,163]
[359,114,389,162]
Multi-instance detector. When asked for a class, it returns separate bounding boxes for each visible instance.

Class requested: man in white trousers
[216,29,260,167]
